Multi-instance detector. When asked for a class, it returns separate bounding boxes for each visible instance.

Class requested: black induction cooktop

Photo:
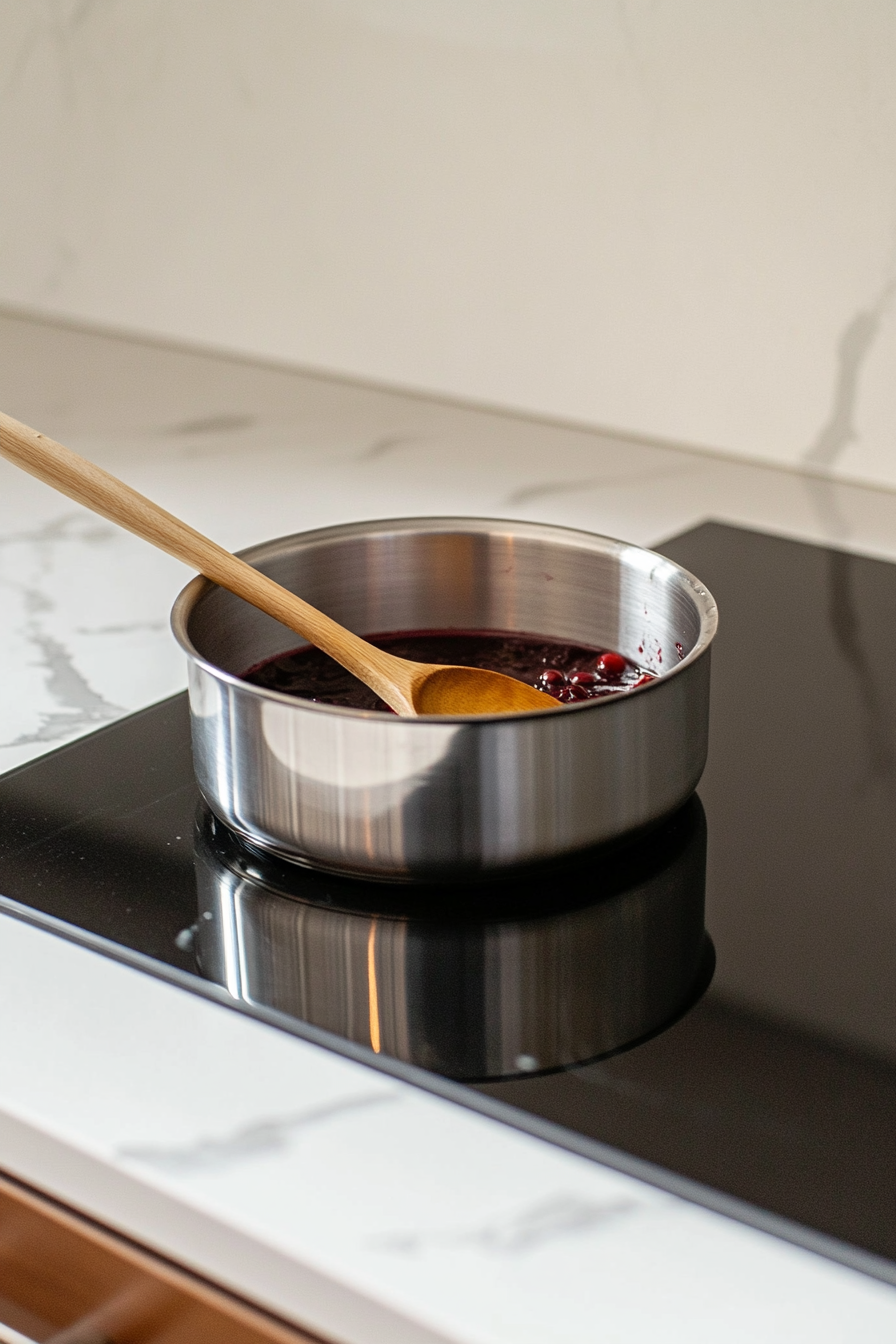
[1,523,894,1285]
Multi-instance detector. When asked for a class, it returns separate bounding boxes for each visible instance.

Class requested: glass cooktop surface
[0,523,894,1278]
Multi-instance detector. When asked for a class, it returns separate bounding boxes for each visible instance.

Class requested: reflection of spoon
[0,412,557,716]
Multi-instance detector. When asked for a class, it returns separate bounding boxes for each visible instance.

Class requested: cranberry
[558,684,590,702]
[569,670,598,688]
[596,651,627,679]
[538,668,567,690]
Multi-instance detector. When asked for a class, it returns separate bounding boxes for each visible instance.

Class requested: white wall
[2,1,896,487]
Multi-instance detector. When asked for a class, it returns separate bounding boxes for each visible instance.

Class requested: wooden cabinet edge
[0,1167,327,1343]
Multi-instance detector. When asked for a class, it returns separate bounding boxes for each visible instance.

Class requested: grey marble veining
[369,1193,642,1256]
[804,276,896,472]
[119,1091,397,1175]
[504,460,701,507]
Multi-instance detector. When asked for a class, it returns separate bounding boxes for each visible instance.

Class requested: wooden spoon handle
[0,412,414,710]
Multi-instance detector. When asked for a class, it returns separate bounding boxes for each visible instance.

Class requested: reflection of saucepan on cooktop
[193,797,713,1082]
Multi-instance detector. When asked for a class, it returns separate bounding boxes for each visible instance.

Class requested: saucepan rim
[170,514,718,723]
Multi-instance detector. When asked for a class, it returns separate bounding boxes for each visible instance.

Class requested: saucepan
[172,517,717,881]
[192,796,712,1080]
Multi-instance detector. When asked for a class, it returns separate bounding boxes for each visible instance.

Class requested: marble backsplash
[1,2,896,487]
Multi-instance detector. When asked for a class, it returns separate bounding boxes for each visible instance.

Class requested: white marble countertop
[1,309,896,1342]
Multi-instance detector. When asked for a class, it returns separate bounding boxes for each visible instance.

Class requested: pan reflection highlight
[193,798,713,1082]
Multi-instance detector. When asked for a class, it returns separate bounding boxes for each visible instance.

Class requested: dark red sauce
[243,630,656,712]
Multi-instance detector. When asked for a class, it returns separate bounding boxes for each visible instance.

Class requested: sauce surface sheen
[243,629,656,712]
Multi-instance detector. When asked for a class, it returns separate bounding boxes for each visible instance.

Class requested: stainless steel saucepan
[172,517,717,881]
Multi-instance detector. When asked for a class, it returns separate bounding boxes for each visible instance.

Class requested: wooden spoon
[0,412,558,717]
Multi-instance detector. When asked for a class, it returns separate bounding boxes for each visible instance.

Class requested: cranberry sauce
[242,630,656,712]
